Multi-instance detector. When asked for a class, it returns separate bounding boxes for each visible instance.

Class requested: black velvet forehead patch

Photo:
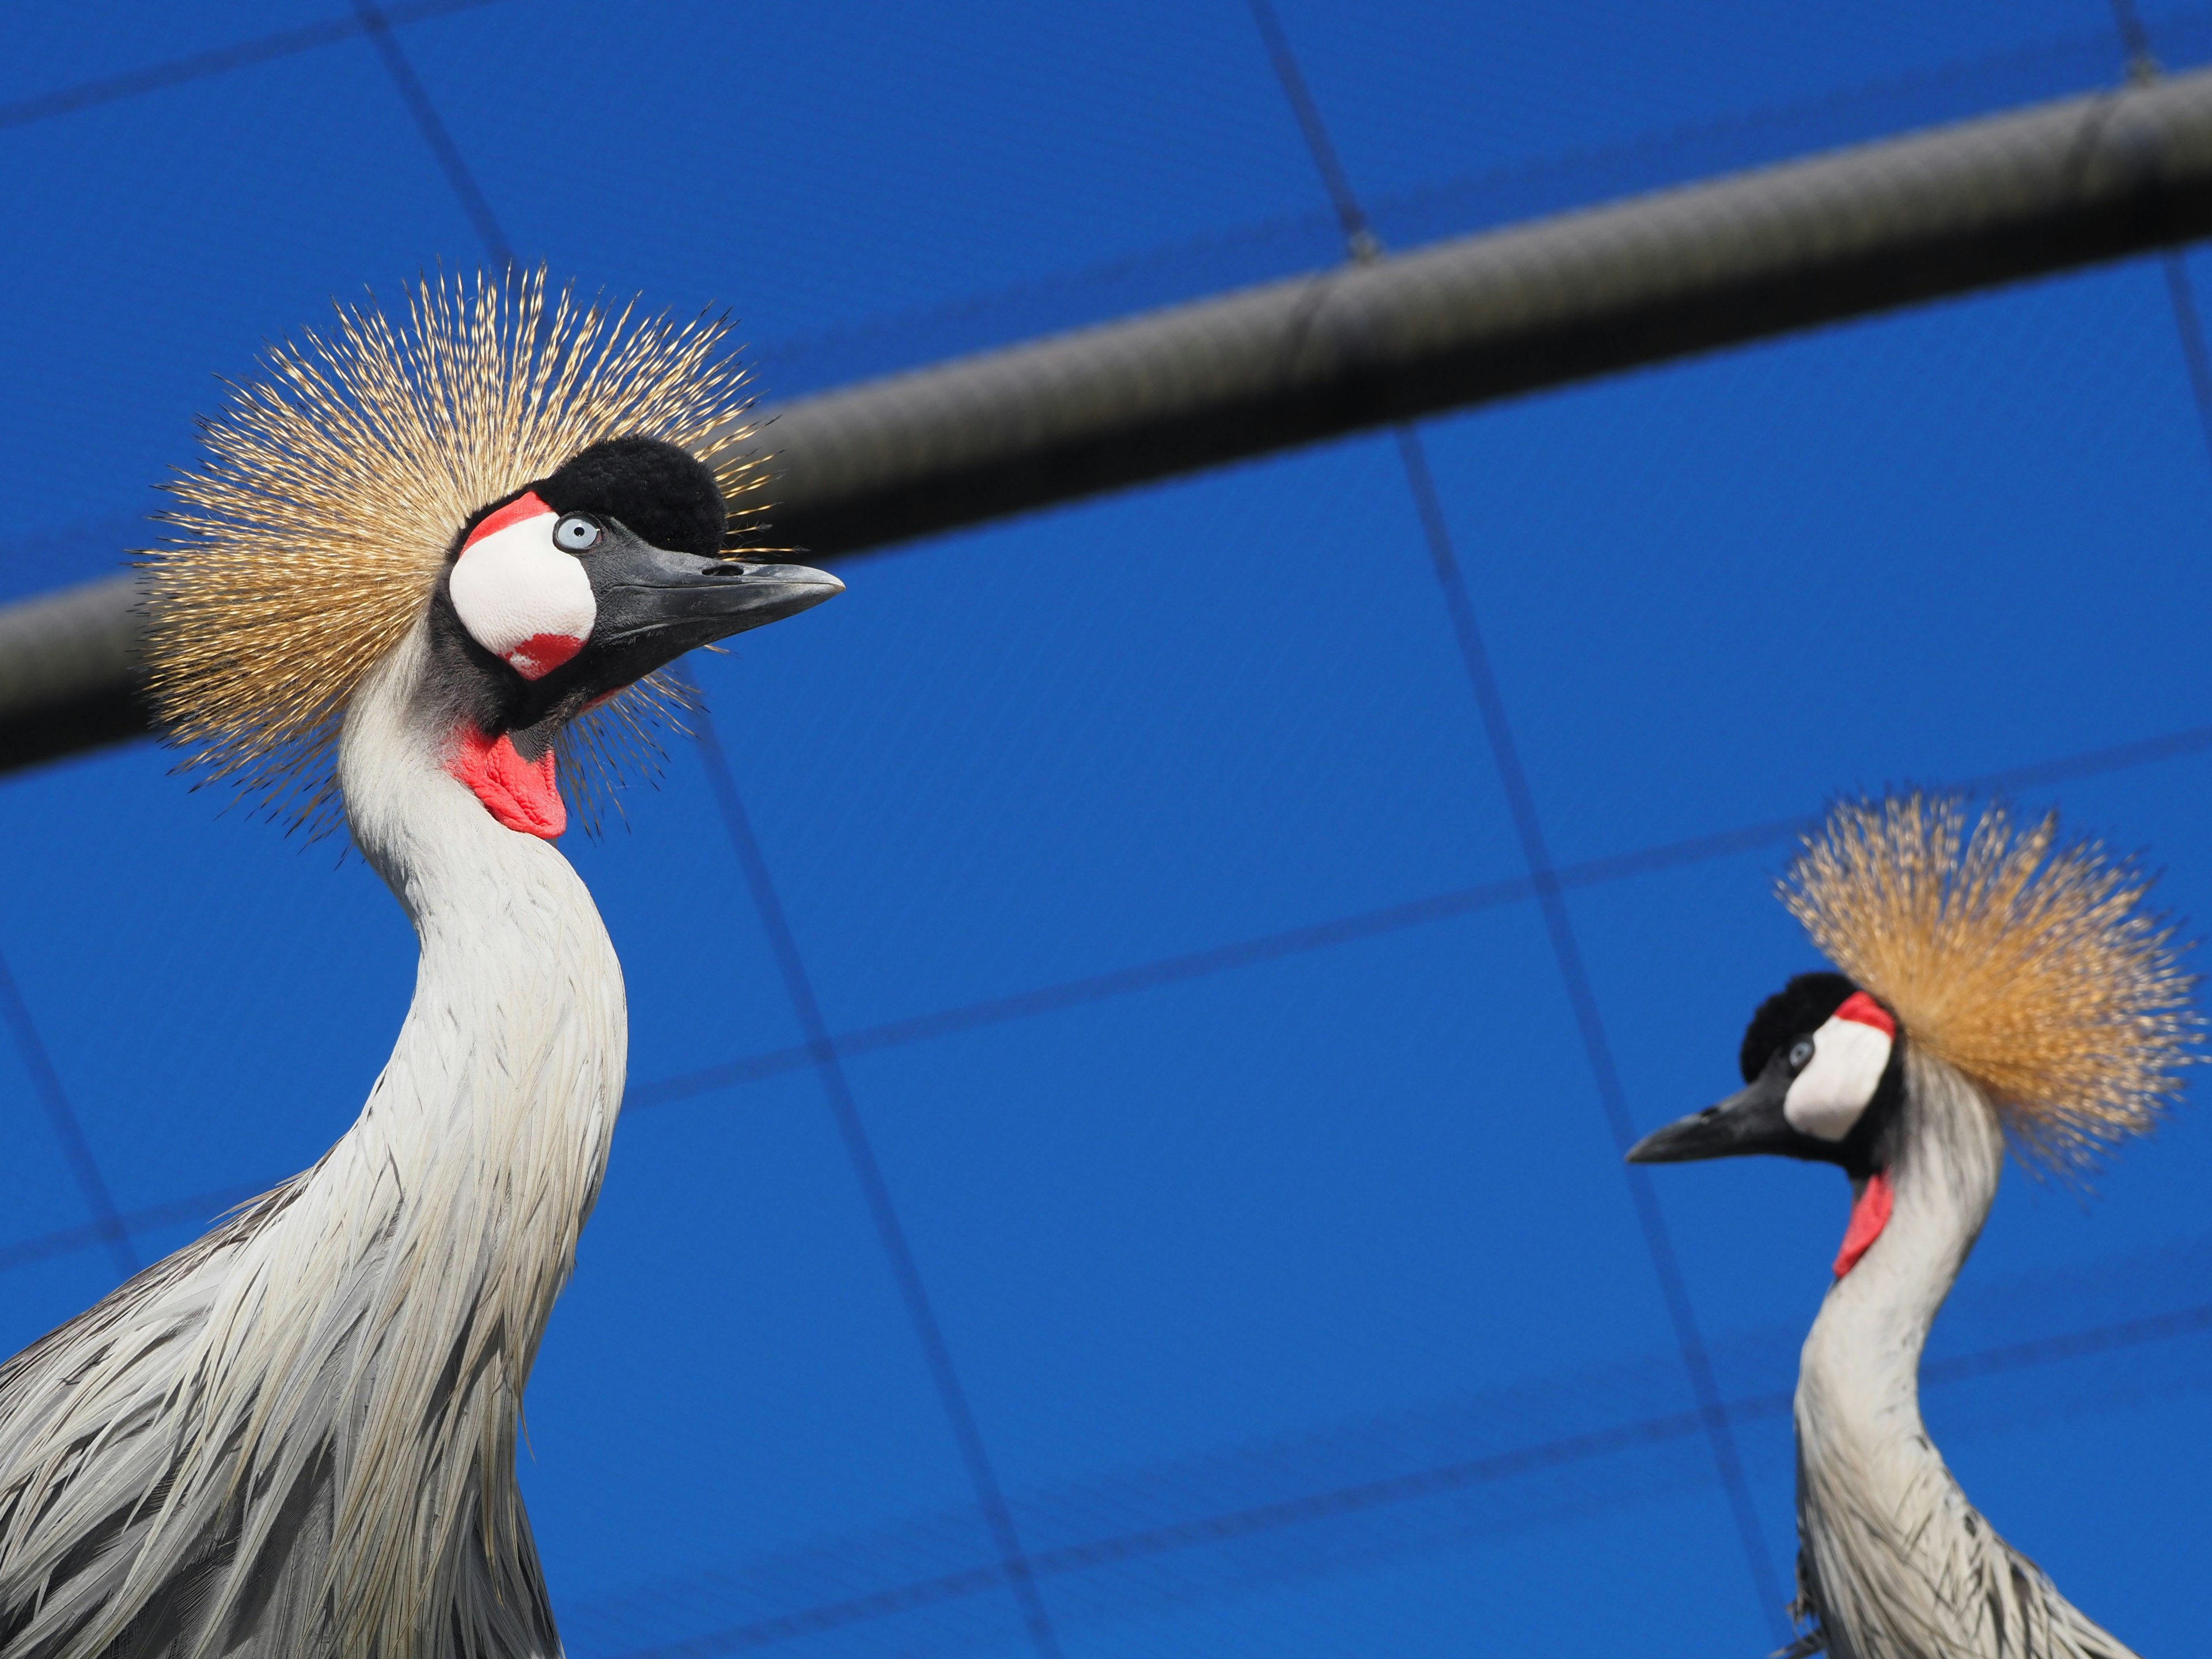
[536,436,726,557]
[1737,971,1857,1082]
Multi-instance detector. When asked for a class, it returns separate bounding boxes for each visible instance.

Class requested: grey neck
[1798,1049,2003,1445]
[1792,1048,2003,1656]
[342,628,584,939]
[306,626,628,1654]
[329,618,627,1388]
[1791,1051,2138,1658]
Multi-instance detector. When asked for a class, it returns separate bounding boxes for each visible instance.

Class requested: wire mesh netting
[2,3,2210,1655]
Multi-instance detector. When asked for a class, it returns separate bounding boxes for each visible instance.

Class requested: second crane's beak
[573,535,844,696]
[1624,1066,1800,1165]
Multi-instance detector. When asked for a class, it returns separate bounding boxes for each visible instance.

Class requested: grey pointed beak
[682,560,846,631]
[1626,1071,1797,1164]
[536,535,844,713]
[594,556,844,645]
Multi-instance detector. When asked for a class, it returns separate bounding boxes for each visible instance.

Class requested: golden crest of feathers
[142,268,770,834]
[1782,794,2200,1176]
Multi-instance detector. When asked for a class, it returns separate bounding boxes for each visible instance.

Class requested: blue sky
[3,4,2210,1655]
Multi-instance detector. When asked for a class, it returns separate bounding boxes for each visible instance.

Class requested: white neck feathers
[309,626,626,1650]
[1791,1049,2137,1659]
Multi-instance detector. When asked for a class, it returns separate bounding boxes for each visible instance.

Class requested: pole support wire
[693,714,1066,1659]
[2103,1,2212,474]
[0,947,135,1278]
[1244,0,1789,1635]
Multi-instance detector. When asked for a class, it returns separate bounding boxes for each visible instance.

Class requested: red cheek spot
[449,728,566,839]
[1833,1170,1893,1279]
[504,632,584,681]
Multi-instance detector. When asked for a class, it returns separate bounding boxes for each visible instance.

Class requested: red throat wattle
[1832,1171,1893,1279]
[450,728,566,839]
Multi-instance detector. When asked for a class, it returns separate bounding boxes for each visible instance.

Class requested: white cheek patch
[449,491,596,681]
[1783,994,1896,1142]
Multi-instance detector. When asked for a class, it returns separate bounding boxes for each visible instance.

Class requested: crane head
[1623,796,2204,1279]
[143,271,841,842]
[428,437,839,837]
[1626,972,1907,1277]
[1626,973,1903,1177]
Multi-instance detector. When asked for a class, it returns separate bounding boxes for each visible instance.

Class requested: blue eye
[1788,1037,1816,1071]
[554,514,601,552]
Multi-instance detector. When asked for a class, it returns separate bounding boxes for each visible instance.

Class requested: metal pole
[0,577,142,772]
[14,69,2212,773]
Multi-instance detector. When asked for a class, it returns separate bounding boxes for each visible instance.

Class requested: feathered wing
[0,1187,310,1657]
[1792,1440,2139,1659]
[0,1181,561,1659]
[0,647,630,1659]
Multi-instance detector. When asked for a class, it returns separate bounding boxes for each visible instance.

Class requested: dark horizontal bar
[13,69,2212,772]
[0,577,149,772]
[756,69,2212,558]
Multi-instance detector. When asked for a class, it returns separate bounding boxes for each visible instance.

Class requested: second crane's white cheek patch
[1784,992,1895,1142]
[449,491,595,680]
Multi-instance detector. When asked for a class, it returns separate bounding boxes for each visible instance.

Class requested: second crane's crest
[143,269,767,832]
[1782,793,2200,1176]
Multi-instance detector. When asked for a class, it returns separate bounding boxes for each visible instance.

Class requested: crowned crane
[0,274,840,1659]
[1627,794,2198,1659]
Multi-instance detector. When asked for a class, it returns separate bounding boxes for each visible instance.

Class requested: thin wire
[1393,429,1791,1634]
[603,1300,2212,1657]
[1243,0,1381,261]
[690,711,1065,1659]
[2159,256,2212,473]
[0,715,2194,1279]
[751,14,2190,408]
[626,714,2212,1115]
[1245,1,1789,1634]
[1,0,508,1296]
[2100,3,2212,474]
[0,946,135,1277]
[2108,0,2158,77]
[2,14,2193,1650]
[0,0,510,132]
[0,1183,264,1273]
[350,0,514,270]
